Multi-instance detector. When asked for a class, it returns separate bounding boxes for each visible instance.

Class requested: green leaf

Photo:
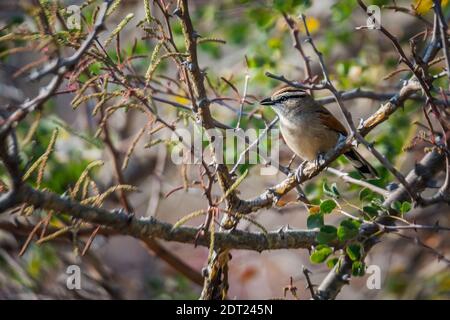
[323,182,340,199]
[359,188,375,202]
[326,257,339,269]
[363,205,379,217]
[391,200,402,212]
[307,213,324,229]
[400,201,412,214]
[352,261,365,277]
[337,219,361,241]
[371,197,385,209]
[346,243,363,261]
[316,225,337,244]
[320,199,337,214]
[310,244,333,264]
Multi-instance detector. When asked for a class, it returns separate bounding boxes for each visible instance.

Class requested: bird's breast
[279,114,340,161]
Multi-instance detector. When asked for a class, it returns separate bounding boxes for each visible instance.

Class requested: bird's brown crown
[260,86,311,108]
[270,87,308,103]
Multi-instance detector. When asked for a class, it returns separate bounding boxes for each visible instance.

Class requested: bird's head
[260,87,315,117]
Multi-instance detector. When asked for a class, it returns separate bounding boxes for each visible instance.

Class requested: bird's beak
[260,97,274,106]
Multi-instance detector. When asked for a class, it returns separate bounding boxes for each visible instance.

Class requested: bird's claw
[314,154,326,170]
[294,161,308,183]
[268,187,281,205]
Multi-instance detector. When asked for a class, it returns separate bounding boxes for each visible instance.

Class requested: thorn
[276,226,284,234]
[172,7,182,17]
[390,95,400,106]
[126,212,135,224]
[60,191,71,200]
[357,118,365,130]
[341,274,351,284]
[112,208,126,216]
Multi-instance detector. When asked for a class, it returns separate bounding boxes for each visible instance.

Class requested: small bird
[260,86,378,179]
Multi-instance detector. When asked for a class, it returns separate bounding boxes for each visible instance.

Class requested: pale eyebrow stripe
[272,93,306,102]
[273,88,307,95]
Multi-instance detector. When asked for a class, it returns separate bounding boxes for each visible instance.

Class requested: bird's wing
[316,106,348,135]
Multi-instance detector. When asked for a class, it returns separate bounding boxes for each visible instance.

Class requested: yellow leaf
[414,0,448,15]
[299,16,320,34]
[174,95,190,105]
[308,205,320,214]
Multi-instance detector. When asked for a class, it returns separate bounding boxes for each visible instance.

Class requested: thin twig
[326,167,388,197]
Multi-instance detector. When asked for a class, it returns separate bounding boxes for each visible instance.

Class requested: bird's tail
[344,149,378,179]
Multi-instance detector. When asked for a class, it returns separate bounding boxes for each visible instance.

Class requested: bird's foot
[294,160,308,183]
[314,153,326,170]
[337,132,347,145]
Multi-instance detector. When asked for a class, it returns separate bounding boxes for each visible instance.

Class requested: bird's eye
[279,97,287,102]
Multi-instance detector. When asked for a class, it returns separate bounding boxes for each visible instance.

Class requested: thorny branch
[0,1,112,139]
[0,184,320,252]
[317,148,448,299]
[314,2,449,299]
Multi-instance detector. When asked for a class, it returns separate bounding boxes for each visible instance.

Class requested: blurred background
[0,0,449,299]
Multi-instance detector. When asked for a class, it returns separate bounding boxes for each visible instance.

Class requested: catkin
[106,0,122,16]
[144,0,153,23]
[23,128,59,185]
[172,210,206,230]
[71,160,104,199]
[122,128,146,170]
[145,41,163,81]
[103,13,134,48]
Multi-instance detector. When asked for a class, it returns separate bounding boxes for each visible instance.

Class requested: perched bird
[260,86,378,179]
